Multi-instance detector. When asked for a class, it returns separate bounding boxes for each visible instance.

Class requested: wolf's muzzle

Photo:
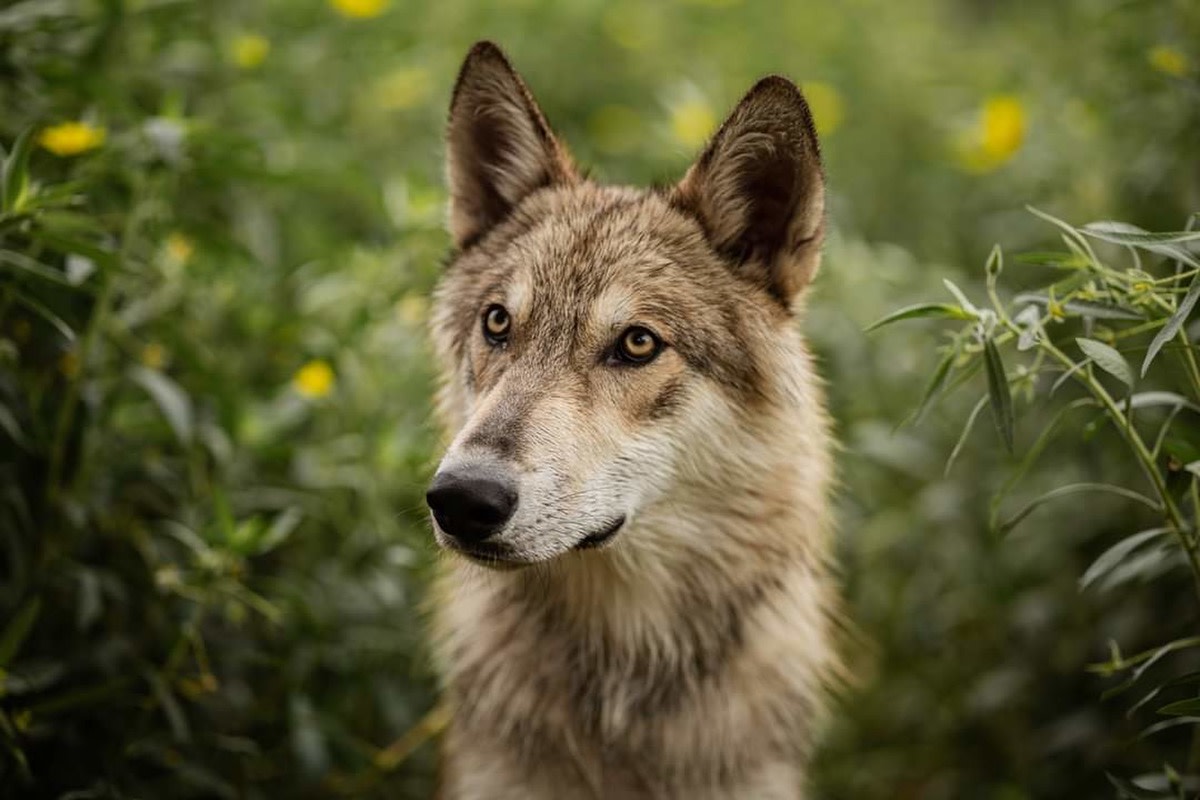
[426,465,518,544]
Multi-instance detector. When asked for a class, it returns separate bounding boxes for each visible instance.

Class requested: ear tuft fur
[673,76,826,308]
[445,41,576,249]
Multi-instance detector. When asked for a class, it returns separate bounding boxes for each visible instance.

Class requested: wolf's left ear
[673,77,825,308]
[445,41,577,249]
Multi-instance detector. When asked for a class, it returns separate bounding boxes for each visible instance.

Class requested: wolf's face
[428,43,825,567]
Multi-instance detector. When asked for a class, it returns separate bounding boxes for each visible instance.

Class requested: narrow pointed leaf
[129,366,193,444]
[983,337,1014,453]
[1078,337,1134,387]
[999,483,1161,534]
[1157,698,1200,717]
[945,395,989,476]
[1142,274,1200,376]
[865,303,972,333]
[2,126,35,212]
[0,596,41,668]
[1080,528,1171,589]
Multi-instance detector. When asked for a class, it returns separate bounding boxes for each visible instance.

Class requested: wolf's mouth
[575,516,626,550]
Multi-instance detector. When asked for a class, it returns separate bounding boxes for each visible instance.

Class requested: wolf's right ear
[445,42,576,249]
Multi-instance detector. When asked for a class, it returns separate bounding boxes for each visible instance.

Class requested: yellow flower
[374,67,432,111]
[1148,45,1188,78]
[588,105,642,154]
[38,122,106,157]
[955,95,1026,173]
[979,96,1025,161]
[670,99,717,149]
[232,34,270,70]
[801,81,844,136]
[329,0,389,18]
[293,360,335,398]
[141,342,167,369]
[165,232,194,264]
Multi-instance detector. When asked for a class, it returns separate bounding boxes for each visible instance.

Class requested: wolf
[426,41,840,800]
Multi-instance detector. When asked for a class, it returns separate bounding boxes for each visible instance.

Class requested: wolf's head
[427,42,828,569]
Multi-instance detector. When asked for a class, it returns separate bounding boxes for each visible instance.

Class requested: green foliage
[883,209,1200,796]
[0,0,1197,798]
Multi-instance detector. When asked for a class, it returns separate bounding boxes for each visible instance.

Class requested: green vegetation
[0,0,1197,797]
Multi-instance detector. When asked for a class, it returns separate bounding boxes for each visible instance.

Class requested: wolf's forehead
[501,190,704,319]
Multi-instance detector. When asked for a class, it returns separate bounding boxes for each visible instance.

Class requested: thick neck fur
[431,341,837,795]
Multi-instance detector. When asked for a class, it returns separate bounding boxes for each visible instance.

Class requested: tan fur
[429,42,841,799]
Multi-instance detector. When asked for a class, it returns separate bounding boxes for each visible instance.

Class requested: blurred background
[1,0,1198,797]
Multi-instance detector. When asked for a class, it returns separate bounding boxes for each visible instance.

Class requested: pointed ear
[445,41,577,249]
[673,77,826,308]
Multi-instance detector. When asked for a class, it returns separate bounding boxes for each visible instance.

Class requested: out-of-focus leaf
[983,337,1014,453]
[865,303,973,332]
[1157,698,1200,717]
[14,293,75,341]
[256,508,303,555]
[0,250,72,286]
[30,229,118,271]
[128,366,193,444]
[1117,392,1200,413]
[0,404,27,449]
[0,596,40,667]
[2,126,35,212]
[1077,337,1134,387]
[1106,772,1175,799]
[1142,273,1199,377]
[1014,250,1086,268]
[999,483,1161,535]
[1080,528,1171,590]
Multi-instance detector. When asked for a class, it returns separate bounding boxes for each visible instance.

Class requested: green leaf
[1118,392,1200,413]
[902,346,956,427]
[14,292,75,341]
[0,249,73,287]
[1080,528,1171,590]
[1157,698,1200,717]
[983,337,1014,453]
[29,229,118,271]
[1077,337,1134,388]
[0,597,41,668]
[864,303,973,333]
[1083,220,1200,246]
[1014,251,1087,269]
[998,483,1162,535]
[1106,773,1175,800]
[1013,292,1143,321]
[1081,221,1200,270]
[2,126,35,213]
[128,366,193,444]
[942,278,977,313]
[990,398,1098,529]
[945,395,988,476]
[1142,273,1200,377]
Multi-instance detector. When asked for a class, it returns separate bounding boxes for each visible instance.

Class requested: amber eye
[614,326,662,364]
[482,304,511,343]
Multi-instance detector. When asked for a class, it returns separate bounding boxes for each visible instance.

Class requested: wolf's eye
[482,304,511,343]
[614,326,662,365]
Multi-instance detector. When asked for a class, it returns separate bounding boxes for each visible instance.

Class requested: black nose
[426,466,518,544]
